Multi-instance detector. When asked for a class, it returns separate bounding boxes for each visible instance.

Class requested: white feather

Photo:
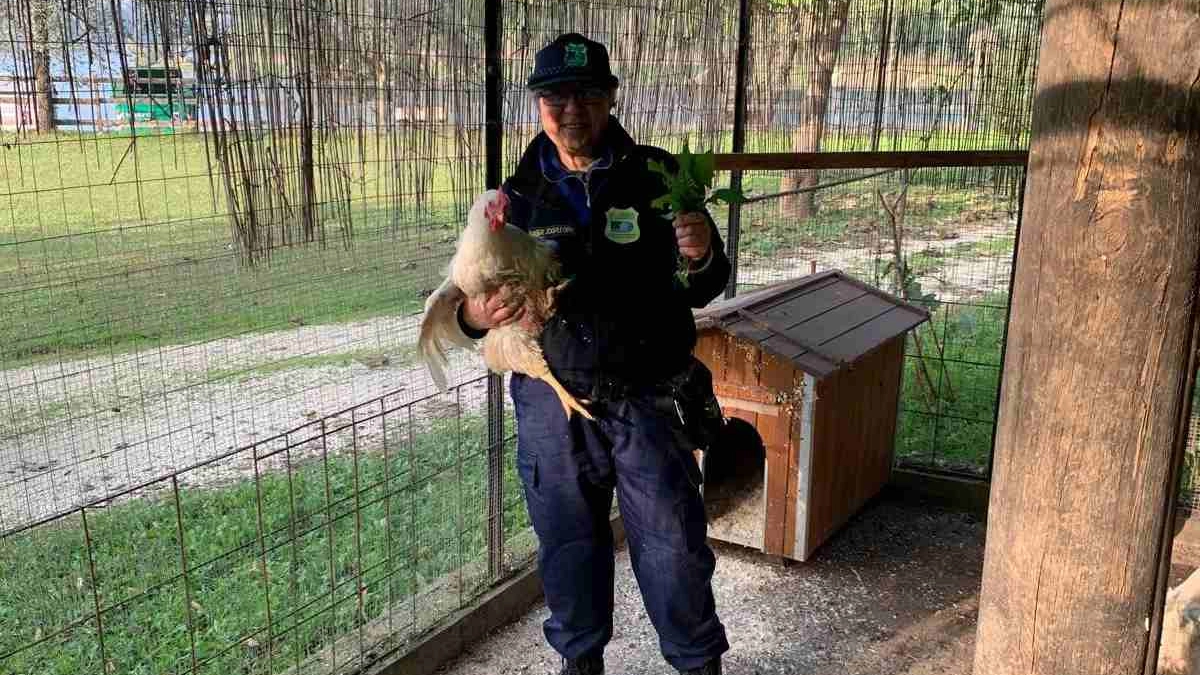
[417,189,561,391]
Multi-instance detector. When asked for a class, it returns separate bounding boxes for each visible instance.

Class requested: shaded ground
[437,495,984,675]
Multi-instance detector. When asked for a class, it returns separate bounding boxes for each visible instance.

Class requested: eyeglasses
[535,87,610,108]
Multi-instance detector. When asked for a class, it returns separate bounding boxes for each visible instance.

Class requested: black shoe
[678,657,721,675]
[559,653,604,675]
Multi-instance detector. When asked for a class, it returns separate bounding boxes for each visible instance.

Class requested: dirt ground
[437,493,985,675]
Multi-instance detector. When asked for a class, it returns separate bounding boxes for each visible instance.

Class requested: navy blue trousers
[511,374,729,671]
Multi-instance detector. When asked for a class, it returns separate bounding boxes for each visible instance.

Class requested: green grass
[205,346,417,384]
[0,413,528,675]
[0,128,1021,366]
[665,128,1021,155]
[0,239,442,366]
[1,400,72,441]
[894,293,1010,475]
[0,131,473,239]
[734,180,1004,266]
[965,236,1016,258]
[0,131,475,365]
[1182,385,1200,500]
[905,248,945,277]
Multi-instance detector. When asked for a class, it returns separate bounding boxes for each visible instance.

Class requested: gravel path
[743,220,1015,304]
[0,313,488,531]
[436,496,984,675]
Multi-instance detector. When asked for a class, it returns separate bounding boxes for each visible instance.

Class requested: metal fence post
[484,0,505,582]
[724,0,752,299]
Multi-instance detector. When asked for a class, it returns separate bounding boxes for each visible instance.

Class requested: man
[457,33,729,675]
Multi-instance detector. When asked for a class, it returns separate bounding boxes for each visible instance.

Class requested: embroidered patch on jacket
[604,207,640,244]
[529,225,574,238]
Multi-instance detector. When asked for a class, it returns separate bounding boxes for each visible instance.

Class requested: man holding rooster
[457,33,730,675]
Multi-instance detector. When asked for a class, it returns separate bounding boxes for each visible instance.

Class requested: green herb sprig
[647,141,746,287]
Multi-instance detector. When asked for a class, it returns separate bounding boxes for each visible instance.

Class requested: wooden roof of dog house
[694,270,931,378]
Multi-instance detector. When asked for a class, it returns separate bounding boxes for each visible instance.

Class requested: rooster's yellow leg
[537,372,595,421]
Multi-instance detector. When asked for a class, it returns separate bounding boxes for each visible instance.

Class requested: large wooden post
[973,1,1200,674]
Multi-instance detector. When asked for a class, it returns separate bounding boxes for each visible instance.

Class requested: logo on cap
[564,43,588,67]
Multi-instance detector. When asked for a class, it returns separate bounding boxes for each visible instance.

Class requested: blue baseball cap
[526,33,619,91]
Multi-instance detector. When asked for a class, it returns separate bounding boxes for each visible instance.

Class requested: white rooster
[417,189,594,420]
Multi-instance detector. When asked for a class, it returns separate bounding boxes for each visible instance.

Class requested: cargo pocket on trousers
[676,493,708,553]
[516,445,539,493]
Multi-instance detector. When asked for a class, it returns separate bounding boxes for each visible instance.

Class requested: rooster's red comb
[484,191,510,230]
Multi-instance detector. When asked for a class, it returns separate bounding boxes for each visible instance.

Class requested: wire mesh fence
[0,377,529,675]
[0,0,494,533]
[1180,381,1200,509]
[0,0,1071,672]
[732,165,1023,476]
[498,0,743,164]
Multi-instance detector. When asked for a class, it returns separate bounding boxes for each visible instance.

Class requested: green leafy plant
[647,141,746,286]
[647,141,745,212]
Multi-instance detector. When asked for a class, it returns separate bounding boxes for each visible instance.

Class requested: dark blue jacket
[497,117,731,396]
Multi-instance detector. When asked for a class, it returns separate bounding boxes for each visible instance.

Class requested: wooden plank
[700,274,844,339]
[715,396,779,417]
[755,336,840,379]
[758,334,808,363]
[758,408,791,557]
[734,308,843,369]
[725,336,761,389]
[713,381,779,405]
[737,273,843,316]
[795,293,896,344]
[837,272,931,321]
[693,330,727,383]
[787,372,810,560]
[820,307,927,365]
[713,150,1029,172]
[757,356,802,559]
[801,340,902,557]
[974,2,1200,673]
[805,375,838,554]
[723,281,870,364]
[701,273,848,345]
[863,339,903,507]
[756,280,865,329]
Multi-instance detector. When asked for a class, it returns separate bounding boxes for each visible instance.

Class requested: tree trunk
[779,0,851,219]
[31,1,53,134]
[973,2,1200,674]
[374,58,388,130]
[296,6,317,245]
[765,10,804,129]
[699,5,724,135]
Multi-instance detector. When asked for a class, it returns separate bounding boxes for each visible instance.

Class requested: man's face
[535,84,614,157]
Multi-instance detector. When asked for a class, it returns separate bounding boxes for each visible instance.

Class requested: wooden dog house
[693,270,930,561]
